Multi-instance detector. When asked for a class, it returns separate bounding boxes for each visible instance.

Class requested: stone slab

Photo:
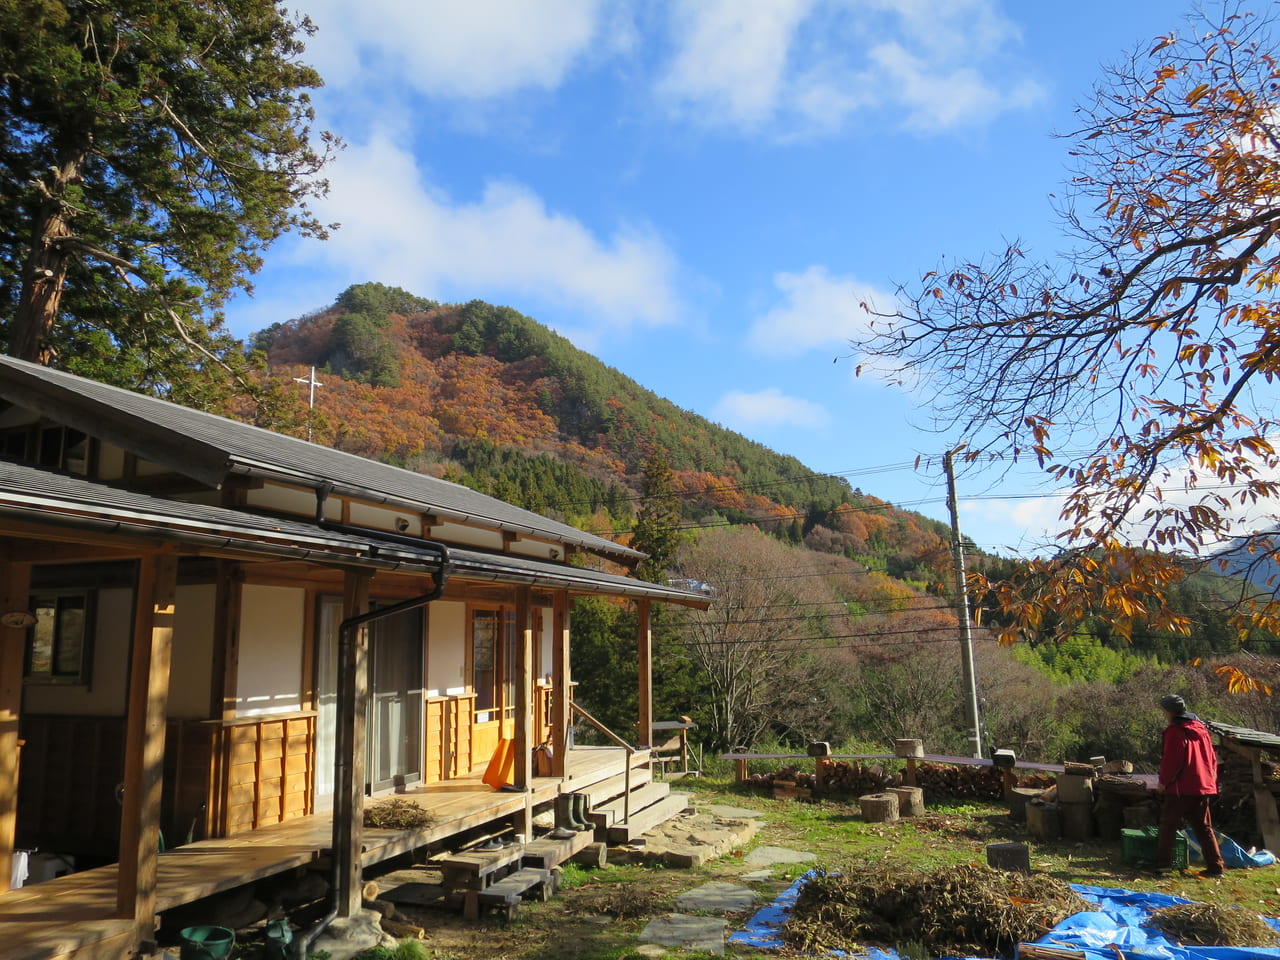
[743,845,816,867]
[741,869,774,882]
[615,812,758,868]
[636,946,668,958]
[640,914,727,955]
[700,803,766,820]
[675,881,756,914]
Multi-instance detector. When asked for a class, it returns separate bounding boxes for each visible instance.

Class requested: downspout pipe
[293,487,451,958]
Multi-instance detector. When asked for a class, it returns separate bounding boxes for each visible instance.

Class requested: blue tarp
[729,874,1280,959]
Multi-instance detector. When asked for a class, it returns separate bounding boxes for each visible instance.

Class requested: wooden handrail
[570,702,633,751]
[570,701,634,823]
[202,709,318,727]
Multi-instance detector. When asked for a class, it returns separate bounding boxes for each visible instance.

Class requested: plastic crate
[1121,826,1187,869]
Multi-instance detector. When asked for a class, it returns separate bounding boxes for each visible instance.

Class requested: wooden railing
[570,702,634,823]
[208,711,317,836]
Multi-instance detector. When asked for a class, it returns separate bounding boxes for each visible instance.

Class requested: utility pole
[293,366,323,442]
[943,449,983,759]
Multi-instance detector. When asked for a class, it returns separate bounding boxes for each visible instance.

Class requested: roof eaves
[0,363,232,489]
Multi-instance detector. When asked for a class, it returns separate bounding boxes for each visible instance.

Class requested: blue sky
[223,0,1190,556]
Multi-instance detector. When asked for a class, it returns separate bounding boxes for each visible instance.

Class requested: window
[27,592,94,683]
[472,609,499,712]
[471,607,517,719]
[0,424,92,474]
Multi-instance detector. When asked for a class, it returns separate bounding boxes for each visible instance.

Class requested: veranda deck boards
[0,745,636,959]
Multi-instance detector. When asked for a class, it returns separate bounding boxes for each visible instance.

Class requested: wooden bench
[652,720,700,778]
[476,867,555,920]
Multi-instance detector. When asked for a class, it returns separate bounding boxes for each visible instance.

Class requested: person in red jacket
[1156,694,1225,877]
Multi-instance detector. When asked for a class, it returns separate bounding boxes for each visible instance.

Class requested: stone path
[639,914,729,956]
[743,845,816,867]
[617,810,759,867]
[675,880,756,913]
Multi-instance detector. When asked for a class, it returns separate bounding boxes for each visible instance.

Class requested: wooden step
[587,780,669,830]
[432,843,525,890]
[579,765,653,808]
[474,867,555,919]
[605,791,692,845]
[523,829,596,870]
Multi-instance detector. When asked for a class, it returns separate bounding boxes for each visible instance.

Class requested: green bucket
[178,925,235,960]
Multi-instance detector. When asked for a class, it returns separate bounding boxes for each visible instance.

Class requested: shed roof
[0,459,709,606]
[1204,719,1280,753]
[0,355,640,561]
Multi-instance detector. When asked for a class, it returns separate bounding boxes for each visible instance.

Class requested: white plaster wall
[245,483,321,519]
[168,584,216,719]
[349,501,420,536]
[235,584,305,715]
[426,601,467,697]
[97,443,126,480]
[23,587,132,716]
[429,522,505,551]
[509,539,560,561]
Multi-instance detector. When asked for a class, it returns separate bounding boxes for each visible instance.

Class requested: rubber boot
[573,793,593,832]
[550,795,576,839]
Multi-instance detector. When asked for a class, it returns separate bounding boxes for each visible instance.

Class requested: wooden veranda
[1,745,646,960]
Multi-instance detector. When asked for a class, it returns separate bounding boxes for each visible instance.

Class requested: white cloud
[657,0,819,131]
[303,0,613,100]
[748,266,892,356]
[656,0,1043,135]
[302,134,680,332]
[714,387,831,430]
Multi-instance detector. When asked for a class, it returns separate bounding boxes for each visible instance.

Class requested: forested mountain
[238,283,1280,760]
[247,282,954,584]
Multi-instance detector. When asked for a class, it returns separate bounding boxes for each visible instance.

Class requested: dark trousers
[1158,794,1225,872]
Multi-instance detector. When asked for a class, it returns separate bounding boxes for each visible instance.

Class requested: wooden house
[0,355,708,959]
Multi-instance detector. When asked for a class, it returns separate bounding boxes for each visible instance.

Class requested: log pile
[915,762,1005,800]
[1213,746,1280,844]
[749,761,1054,801]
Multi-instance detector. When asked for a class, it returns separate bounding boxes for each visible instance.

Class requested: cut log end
[858,792,900,823]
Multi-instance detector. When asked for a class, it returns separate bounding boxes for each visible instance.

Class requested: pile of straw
[783,863,1086,959]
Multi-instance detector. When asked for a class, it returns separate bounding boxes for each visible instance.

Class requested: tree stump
[1008,787,1043,823]
[1060,801,1094,841]
[1094,797,1125,841]
[1123,804,1156,830]
[887,786,924,817]
[894,739,924,759]
[1027,800,1061,841]
[572,842,608,869]
[858,792,900,823]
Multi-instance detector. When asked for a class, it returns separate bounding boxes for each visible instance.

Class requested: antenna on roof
[293,366,323,442]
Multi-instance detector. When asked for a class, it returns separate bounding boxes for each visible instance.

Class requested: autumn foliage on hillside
[239,283,953,580]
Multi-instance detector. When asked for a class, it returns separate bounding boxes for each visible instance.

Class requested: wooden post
[550,592,570,778]
[637,599,653,749]
[513,586,533,790]
[905,758,918,787]
[211,560,242,721]
[336,570,371,918]
[116,554,178,942]
[0,556,31,894]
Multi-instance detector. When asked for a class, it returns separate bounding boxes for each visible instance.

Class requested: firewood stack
[818,759,898,795]
[1213,745,1280,844]
[750,761,1056,801]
